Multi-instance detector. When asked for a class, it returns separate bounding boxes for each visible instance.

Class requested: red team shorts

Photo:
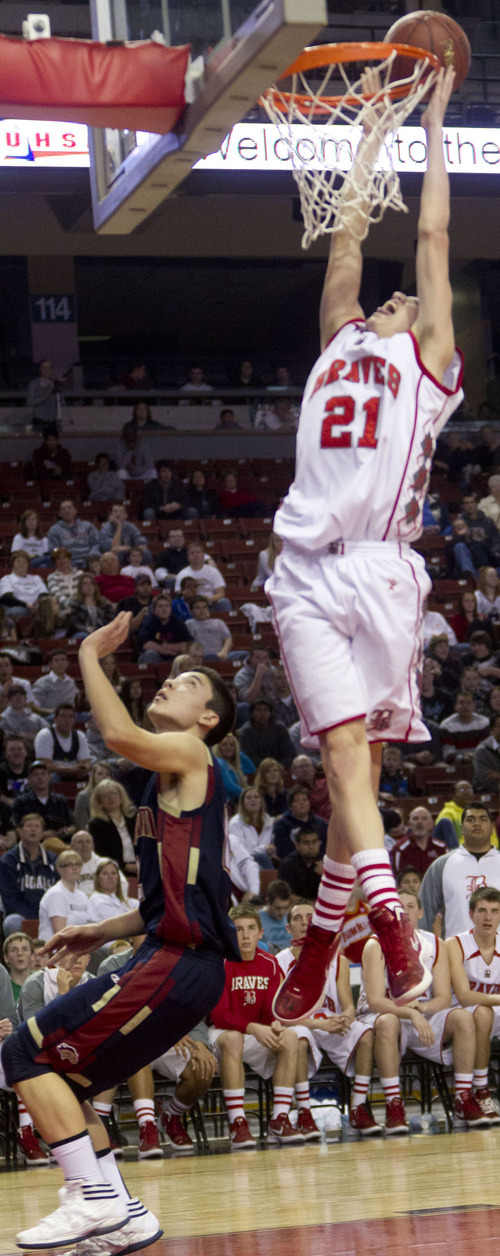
[266,539,431,747]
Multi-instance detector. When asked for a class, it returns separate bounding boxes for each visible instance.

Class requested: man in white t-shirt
[175,542,231,611]
[71,830,128,898]
[421,804,500,937]
[34,703,91,780]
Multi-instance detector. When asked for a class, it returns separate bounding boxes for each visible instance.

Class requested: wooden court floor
[0,1130,500,1256]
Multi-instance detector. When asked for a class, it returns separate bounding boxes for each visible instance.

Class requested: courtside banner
[2,121,500,174]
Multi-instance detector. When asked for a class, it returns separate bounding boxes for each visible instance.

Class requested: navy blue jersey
[135,752,240,961]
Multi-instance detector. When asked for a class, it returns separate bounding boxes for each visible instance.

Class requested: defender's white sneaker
[16,1181,128,1250]
[55,1201,162,1256]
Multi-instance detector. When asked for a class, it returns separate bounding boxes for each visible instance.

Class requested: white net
[261,49,437,250]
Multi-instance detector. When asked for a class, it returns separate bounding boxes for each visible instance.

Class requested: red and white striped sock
[455,1073,473,1100]
[312,856,356,932]
[133,1099,155,1129]
[224,1089,245,1123]
[380,1076,400,1104]
[17,1101,32,1129]
[351,849,400,914]
[473,1068,489,1091]
[164,1095,190,1118]
[272,1087,294,1120]
[93,1102,113,1120]
[350,1075,371,1109]
[295,1082,311,1111]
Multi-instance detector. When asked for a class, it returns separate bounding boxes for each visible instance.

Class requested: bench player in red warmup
[268,65,464,1025]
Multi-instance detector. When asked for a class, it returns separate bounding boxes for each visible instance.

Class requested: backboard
[89,0,327,234]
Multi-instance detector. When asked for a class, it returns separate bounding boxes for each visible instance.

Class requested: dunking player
[268,66,464,1025]
[1,611,238,1252]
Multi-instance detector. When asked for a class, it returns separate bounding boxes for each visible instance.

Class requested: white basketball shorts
[152,1044,193,1084]
[208,1025,320,1079]
[400,1008,457,1066]
[312,1018,371,1077]
[266,540,431,748]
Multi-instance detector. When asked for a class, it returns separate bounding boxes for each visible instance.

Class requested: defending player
[447,886,500,1123]
[1,611,238,1252]
[276,901,378,1135]
[269,65,464,1025]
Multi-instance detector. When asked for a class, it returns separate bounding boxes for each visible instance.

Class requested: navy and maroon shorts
[3,935,224,1100]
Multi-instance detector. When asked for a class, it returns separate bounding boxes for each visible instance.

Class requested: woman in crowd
[100,653,123,692]
[87,858,138,925]
[73,760,114,830]
[87,452,125,503]
[89,777,137,874]
[476,566,500,622]
[68,573,114,638]
[251,533,283,591]
[228,785,275,867]
[46,547,80,612]
[0,551,49,615]
[0,605,17,644]
[117,424,156,482]
[254,757,287,817]
[11,510,50,568]
[449,587,487,643]
[37,849,89,941]
[120,677,147,727]
[184,469,219,519]
[214,732,254,804]
[169,643,205,677]
[426,633,463,691]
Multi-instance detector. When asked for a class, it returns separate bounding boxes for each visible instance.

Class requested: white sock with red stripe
[272,1087,294,1120]
[351,849,400,914]
[93,1102,113,1120]
[224,1089,245,1123]
[380,1076,400,1104]
[164,1095,190,1118]
[311,856,356,933]
[350,1076,371,1109]
[455,1073,473,1099]
[133,1099,155,1129]
[473,1068,489,1091]
[295,1082,311,1111]
[17,1102,32,1129]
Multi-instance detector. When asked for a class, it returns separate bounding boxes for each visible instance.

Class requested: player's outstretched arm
[39,908,145,967]
[79,613,209,775]
[319,66,393,350]
[413,65,456,381]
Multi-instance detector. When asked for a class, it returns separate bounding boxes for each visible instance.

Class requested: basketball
[384,11,471,91]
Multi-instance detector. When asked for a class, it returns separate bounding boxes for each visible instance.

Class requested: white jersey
[357,929,438,1017]
[274,320,463,550]
[452,928,500,1001]
[441,848,500,937]
[277,946,342,1016]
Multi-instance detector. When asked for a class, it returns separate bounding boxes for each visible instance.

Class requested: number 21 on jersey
[320,395,380,450]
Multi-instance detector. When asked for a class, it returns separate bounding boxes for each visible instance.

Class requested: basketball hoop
[261,42,439,249]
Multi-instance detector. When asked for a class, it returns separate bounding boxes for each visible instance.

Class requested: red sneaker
[296,1108,321,1141]
[229,1116,256,1149]
[454,1092,492,1128]
[474,1088,500,1125]
[138,1120,164,1159]
[160,1111,195,1152]
[384,1098,409,1135]
[368,904,432,1005]
[348,1103,382,1136]
[267,1114,304,1145]
[17,1125,50,1166]
[272,923,340,1024]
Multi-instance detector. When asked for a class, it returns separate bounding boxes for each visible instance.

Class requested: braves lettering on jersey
[210,949,281,1031]
[453,928,500,999]
[277,946,343,1017]
[274,321,463,550]
[134,754,240,960]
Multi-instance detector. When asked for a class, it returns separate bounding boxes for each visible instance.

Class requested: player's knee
[281,1028,299,1056]
[375,1013,399,1042]
[474,1004,494,1031]
[220,1031,244,1059]
[450,1008,474,1039]
[321,721,370,792]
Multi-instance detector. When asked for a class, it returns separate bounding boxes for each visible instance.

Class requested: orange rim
[262,41,440,111]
